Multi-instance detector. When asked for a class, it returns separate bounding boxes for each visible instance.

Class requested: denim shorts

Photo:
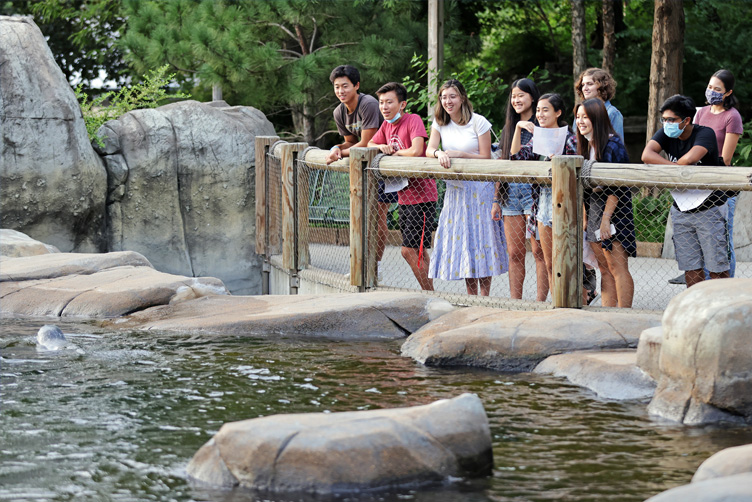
[671,204,729,273]
[502,183,534,216]
[536,187,553,227]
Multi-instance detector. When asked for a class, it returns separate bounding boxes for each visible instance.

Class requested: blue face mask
[705,88,725,106]
[663,120,686,138]
[386,111,402,124]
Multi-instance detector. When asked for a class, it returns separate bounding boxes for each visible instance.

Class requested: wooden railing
[255,135,752,307]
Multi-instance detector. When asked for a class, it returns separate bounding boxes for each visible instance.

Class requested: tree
[601,0,615,74]
[1,0,128,88]
[646,0,684,142]
[121,0,426,145]
[571,0,587,83]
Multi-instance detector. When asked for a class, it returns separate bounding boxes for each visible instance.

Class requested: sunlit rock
[534,350,656,400]
[107,292,453,340]
[401,307,660,372]
[0,229,60,258]
[693,444,752,482]
[187,393,493,494]
[0,251,227,317]
[645,472,752,501]
[647,279,752,425]
[635,326,663,381]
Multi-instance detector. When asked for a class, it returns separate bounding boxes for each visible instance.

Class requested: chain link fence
[257,137,751,312]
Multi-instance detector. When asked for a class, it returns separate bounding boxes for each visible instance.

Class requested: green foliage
[121,0,427,145]
[733,119,752,167]
[633,191,673,243]
[75,65,190,147]
[1,0,129,88]
[402,54,509,134]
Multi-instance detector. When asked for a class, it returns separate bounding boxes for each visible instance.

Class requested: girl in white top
[426,79,508,295]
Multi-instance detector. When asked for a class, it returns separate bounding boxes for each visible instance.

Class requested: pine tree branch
[294,24,309,55]
[277,48,303,58]
[309,17,318,54]
[312,42,357,54]
[266,22,298,43]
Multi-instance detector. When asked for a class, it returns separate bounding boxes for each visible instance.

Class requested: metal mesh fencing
[260,140,749,312]
[296,156,353,285]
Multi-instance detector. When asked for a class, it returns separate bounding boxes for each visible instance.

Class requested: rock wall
[0,16,106,252]
[96,101,275,294]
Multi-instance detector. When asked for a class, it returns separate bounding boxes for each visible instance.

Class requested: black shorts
[377,180,399,203]
[398,202,436,249]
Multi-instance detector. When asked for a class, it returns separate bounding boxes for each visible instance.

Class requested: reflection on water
[1,316,751,502]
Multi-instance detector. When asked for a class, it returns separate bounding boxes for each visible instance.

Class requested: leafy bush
[75,65,190,147]
[633,190,673,243]
[401,54,509,134]
[733,118,752,167]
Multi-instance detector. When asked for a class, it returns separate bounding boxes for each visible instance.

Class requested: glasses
[660,117,683,124]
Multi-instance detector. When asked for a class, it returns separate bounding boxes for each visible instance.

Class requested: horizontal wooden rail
[297,147,752,191]
[301,148,350,174]
[588,163,752,190]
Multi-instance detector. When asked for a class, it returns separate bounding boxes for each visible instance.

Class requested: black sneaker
[586,290,601,305]
[668,273,686,285]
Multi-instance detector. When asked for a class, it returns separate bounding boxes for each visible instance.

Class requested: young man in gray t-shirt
[326,65,395,274]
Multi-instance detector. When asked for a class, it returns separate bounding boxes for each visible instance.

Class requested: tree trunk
[571,0,587,84]
[602,0,615,74]
[646,0,684,143]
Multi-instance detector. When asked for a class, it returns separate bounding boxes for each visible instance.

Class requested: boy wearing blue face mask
[641,94,729,288]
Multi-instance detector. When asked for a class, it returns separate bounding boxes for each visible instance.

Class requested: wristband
[434,149,441,158]
[330,145,340,152]
[493,200,501,204]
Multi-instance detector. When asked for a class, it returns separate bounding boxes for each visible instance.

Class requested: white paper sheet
[670,189,712,211]
[532,126,569,157]
[384,177,408,193]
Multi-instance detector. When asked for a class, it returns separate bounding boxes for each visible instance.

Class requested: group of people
[325,64,743,306]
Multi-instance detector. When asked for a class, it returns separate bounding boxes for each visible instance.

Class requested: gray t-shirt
[334,93,383,140]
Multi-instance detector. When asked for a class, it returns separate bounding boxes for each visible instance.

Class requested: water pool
[2,317,751,502]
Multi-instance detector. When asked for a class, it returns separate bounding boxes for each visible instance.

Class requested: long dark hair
[538,93,569,128]
[500,78,540,160]
[575,99,615,161]
[712,69,739,110]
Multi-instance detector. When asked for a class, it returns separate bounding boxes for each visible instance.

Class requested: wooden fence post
[255,135,279,295]
[551,155,583,308]
[280,142,308,293]
[350,147,380,290]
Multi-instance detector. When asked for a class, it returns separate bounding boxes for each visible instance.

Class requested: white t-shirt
[431,113,493,154]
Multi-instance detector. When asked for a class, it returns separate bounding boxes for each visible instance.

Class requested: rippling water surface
[2,317,751,502]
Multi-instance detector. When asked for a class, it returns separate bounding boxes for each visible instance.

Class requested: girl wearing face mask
[510,93,577,297]
[427,80,508,296]
[695,69,743,278]
[576,99,635,308]
[491,79,549,302]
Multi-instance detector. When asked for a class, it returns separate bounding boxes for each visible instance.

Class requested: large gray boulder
[401,307,661,372]
[106,292,454,340]
[0,251,227,318]
[692,444,752,482]
[0,16,106,252]
[186,393,493,494]
[96,100,275,294]
[635,326,663,381]
[648,278,752,425]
